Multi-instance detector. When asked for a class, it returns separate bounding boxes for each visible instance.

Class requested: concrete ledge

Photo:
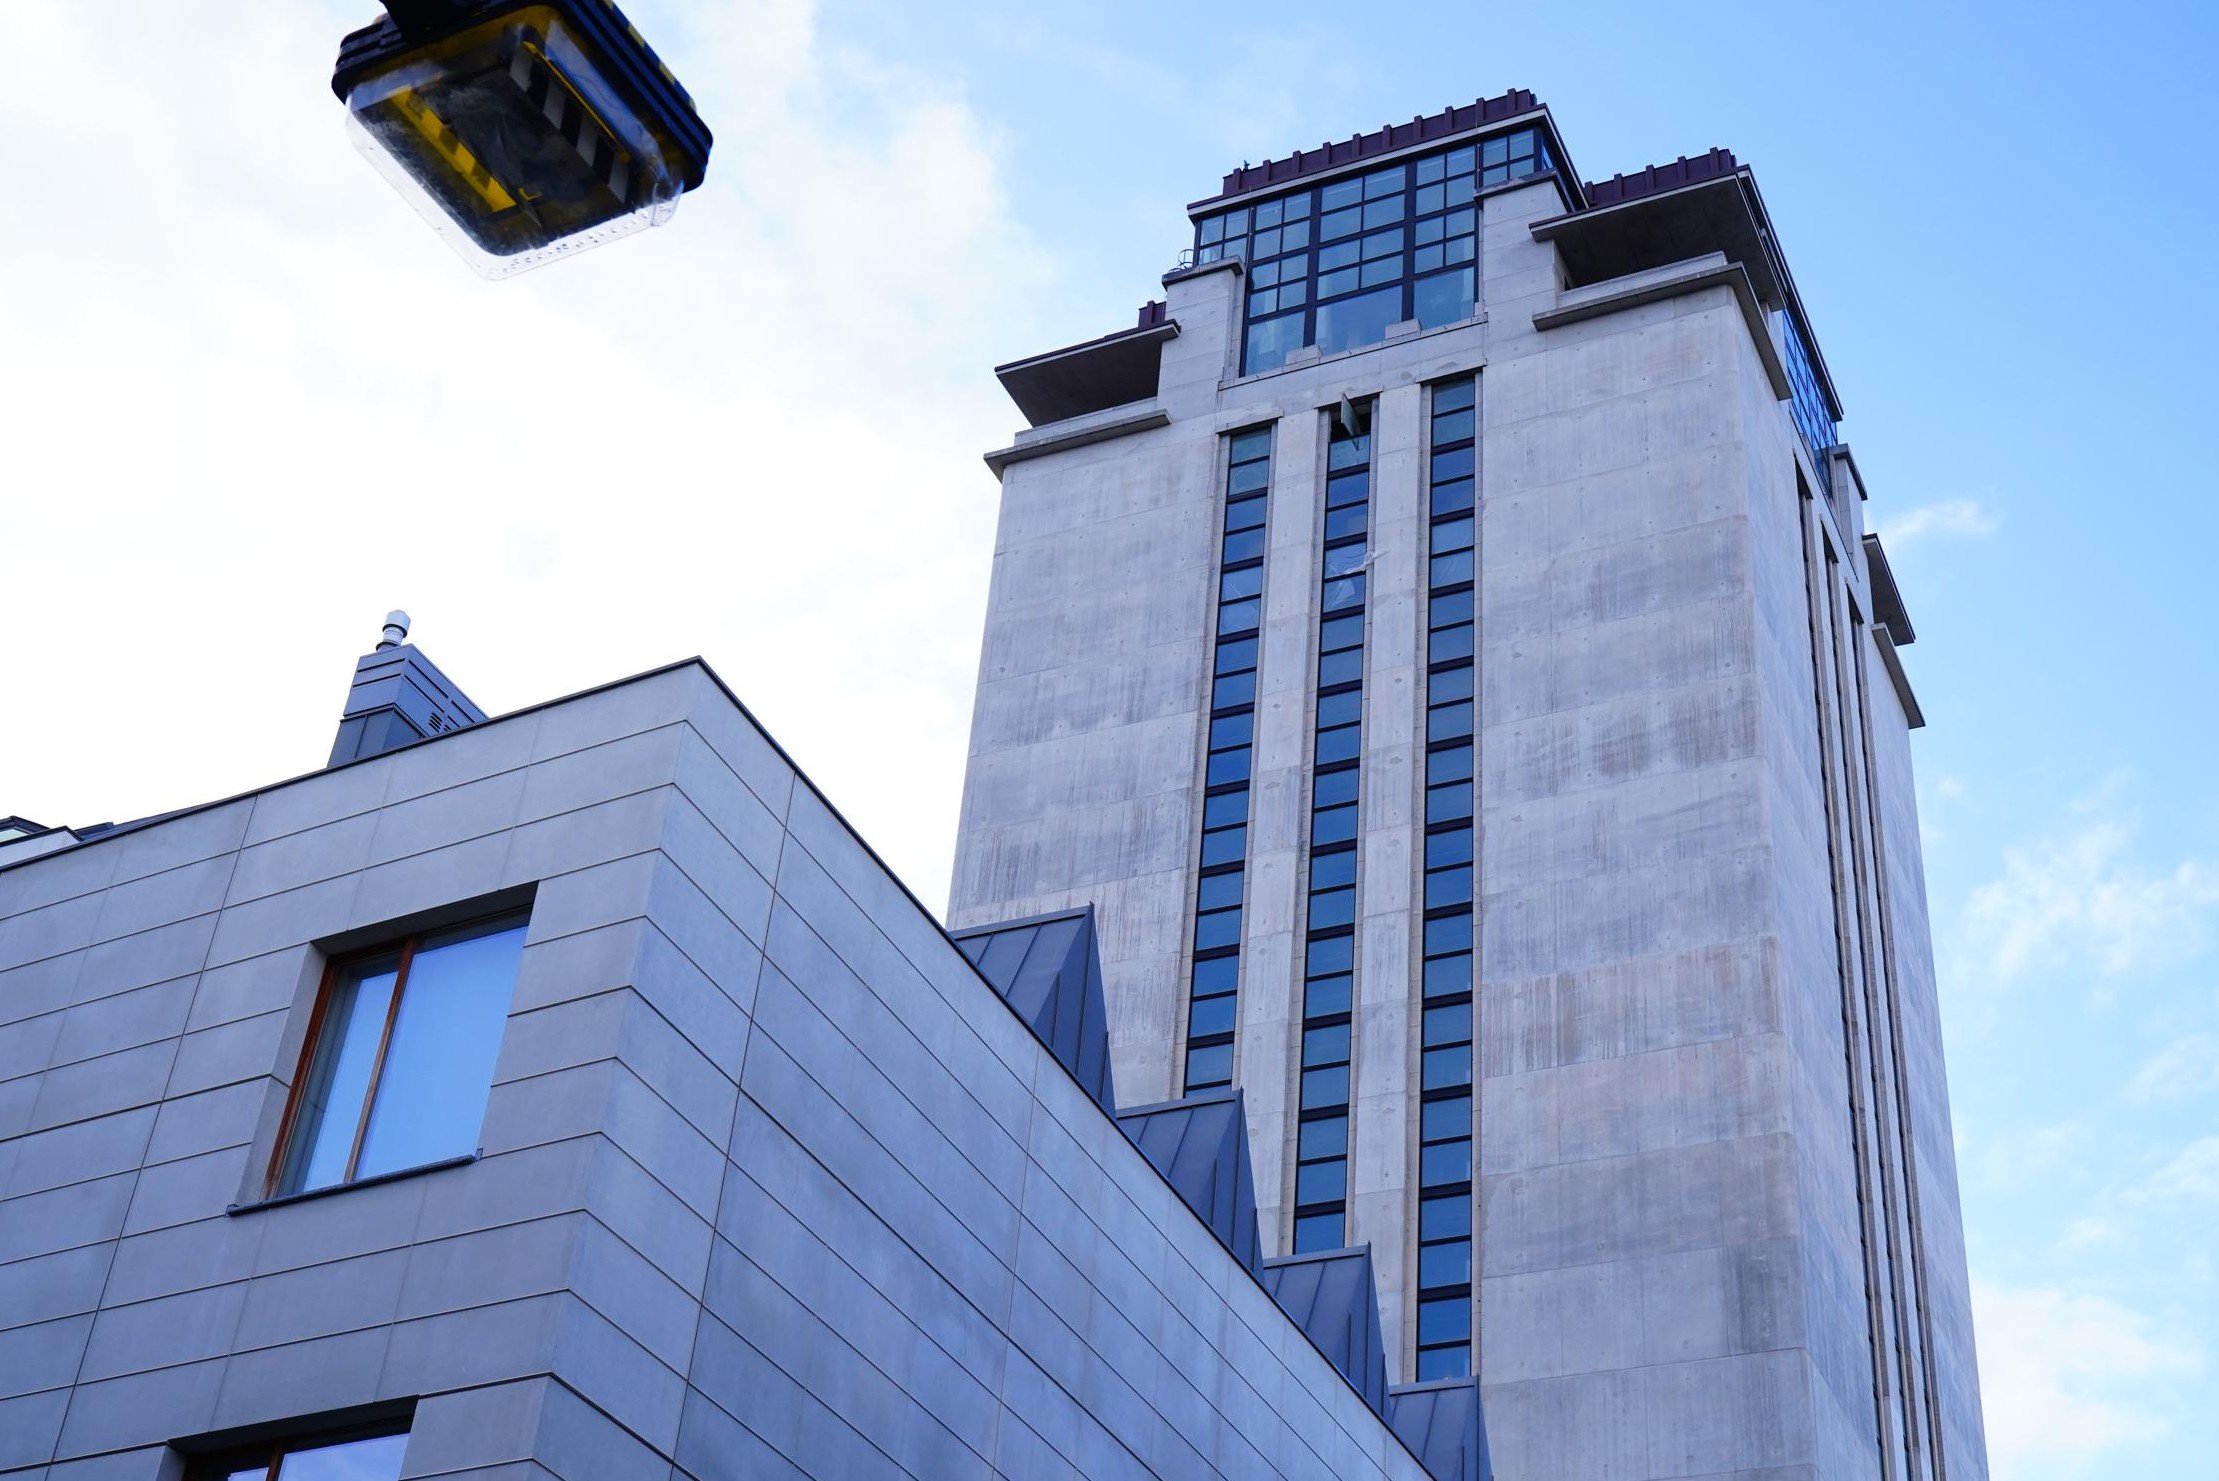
[1875,624,1926,729]
[984,400,1170,477]
[1531,253,1791,401]
[1830,442,1870,502]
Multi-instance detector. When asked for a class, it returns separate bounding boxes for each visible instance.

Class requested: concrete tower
[949,93,1987,1478]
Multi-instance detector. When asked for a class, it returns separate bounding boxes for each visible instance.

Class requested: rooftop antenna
[377,610,411,650]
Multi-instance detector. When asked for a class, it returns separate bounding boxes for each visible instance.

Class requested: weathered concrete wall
[0,664,1428,1481]
[951,152,1985,1481]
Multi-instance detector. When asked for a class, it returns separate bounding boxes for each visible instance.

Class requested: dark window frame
[190,1422,412,1480]
[1197,129,1553,374]
[1413,374,1480,1381]
[1184,426,1276,1093]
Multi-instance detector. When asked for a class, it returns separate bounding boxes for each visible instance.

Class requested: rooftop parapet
[1261,1245,1391,1415]
[1116,1086,1262,1271]
[951,904,1116,1112]
[1190,89,1575,211]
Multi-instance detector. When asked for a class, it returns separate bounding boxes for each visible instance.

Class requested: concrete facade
[950,103,1988,1479]
[0,661,1441,1480]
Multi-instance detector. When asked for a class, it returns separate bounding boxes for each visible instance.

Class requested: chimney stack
[327,611,486,767]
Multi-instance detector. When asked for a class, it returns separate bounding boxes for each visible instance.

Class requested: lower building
[0,630,1484,1480]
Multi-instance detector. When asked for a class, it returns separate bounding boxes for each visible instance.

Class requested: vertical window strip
[1415,376,1478,1380]
[1183,426,1274,1092]
[1292,398,1372,1254]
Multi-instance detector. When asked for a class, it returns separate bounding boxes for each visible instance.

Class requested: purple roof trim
[1137,300,1169,330]
[1583,148,1739,207]
[1192,89,1545,210]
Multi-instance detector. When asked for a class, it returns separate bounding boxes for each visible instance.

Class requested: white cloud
[1877,498,1999,546]
[1958,782,2219,987]
[2129,1032,2219,1103]
[2145,1137,2219,1201]
[1972,1282,2200,1471]
[0,1,1089,907]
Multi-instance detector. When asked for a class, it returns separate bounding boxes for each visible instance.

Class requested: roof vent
[328,611,487,767]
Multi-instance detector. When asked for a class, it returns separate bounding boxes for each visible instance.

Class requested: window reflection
[277,913,528,1197]
[1196,128,1550,372]
[203,1431,409,1481]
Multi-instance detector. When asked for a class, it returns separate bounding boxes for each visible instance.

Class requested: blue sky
[4,2,2215,1471]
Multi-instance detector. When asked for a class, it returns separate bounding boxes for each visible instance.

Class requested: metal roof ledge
[985,398,1169,477]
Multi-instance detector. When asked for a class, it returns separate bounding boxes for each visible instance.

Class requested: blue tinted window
[1186,1041,1233,1087]
[1422,1046,1474,1091]
[1189,994,1237,1040]
[1307,935,1353,976]
[1423,953,1472,996]
[1206,747,1254,788]
[1301,1065,1349,1107]
[1194,907,1242,951]
[1208,130,1548,372]
[283,957,400,1194]
[1296,1159,1347,1206]
[1303,1023,1351,1066]
[1420,1192,1472,1241]
[353,918,527,1181]
[1423,1096,1472,1141]
[1421,1139,1474,1187]
[1303,973,1352,1018]
[1419,1238,1472,1289]
[1294,1212,1344,1253]
[1425,865,1473,909]
[1428,744,1474,785]
[1316,286,1401,356]
[1425,914,1473,956]
[1417,1346,1472,1381]
[1300,1114,1348,1160]
[1309,848,1356,889]
[1200,825,1247,867]
[1193,955,1239,996]
[1312,803,1358,846]
[1418,1296,1471,1345]
[1314,769,1360,809]
[282,915,526,1197]
[1307,886,1355,929]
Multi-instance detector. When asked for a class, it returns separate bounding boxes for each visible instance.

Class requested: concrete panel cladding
[0,658,1439,1480]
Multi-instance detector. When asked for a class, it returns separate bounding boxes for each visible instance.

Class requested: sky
[2,1,2215,1472]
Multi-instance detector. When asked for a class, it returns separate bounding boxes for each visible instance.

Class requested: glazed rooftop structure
[958,90,1985,1479]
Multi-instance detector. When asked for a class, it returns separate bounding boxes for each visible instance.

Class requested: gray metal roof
[1259,1246,1389,1414]
[950,905,1115,1113]
[1115,1087,1260,1271]
[1388,1378,1493,1481]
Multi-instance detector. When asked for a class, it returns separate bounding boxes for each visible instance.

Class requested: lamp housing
[333,1,712,277]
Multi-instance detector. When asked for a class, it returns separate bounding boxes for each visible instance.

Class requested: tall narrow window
[1415,376,1478,1379]
[1183,427,1274,1092]
[275,912,529,1197]
[1292,398,1371,1254]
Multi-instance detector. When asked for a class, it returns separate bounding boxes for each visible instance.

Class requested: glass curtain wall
[1193,127,1550,374]
[1291,399,1373,1253]
[1184,426,1274,1091]
[1415,377,1479,1378]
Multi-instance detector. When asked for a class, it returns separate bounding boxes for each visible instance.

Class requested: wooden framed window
[270,911,528,1198]
[195,1428,409,1480]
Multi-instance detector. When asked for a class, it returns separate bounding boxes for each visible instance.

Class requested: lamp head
[333,1,712,277]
